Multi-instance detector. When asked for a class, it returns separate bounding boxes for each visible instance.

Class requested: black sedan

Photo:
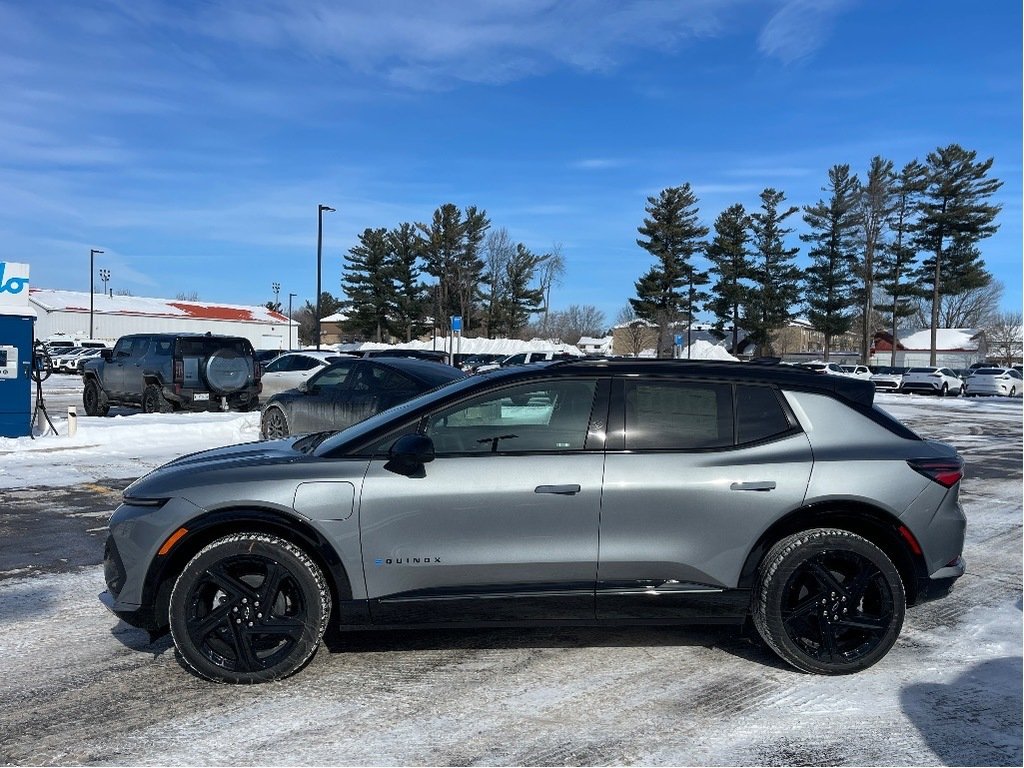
[260,356,465,438]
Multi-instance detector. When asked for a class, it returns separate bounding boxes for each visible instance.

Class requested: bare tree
[537,304,606,345]
[482,228,515,337]
[537,244,566,334]
[175,291,200,301]
[986,311,1023,366]
[614,305,651,357]
[914,281,1003,329]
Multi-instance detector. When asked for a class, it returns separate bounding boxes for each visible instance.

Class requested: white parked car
[797,362,846,376]
[72,348,104,374]
[899,367,964,396]
[869,366,905,391]
[474,351,576,373]
[259,351,351,399]
[839,364,872,379]
[964,367,1023,397]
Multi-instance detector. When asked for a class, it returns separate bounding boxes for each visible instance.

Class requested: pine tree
[459,206,490,333]
[498,243,545,336]
[914,144,1003,364]
[341,227,393,342]
[855,156,896,363]
[875,161,927,366]
[418,203,465,333]
[801,165,862,360]
[743,188,802,356]
[388,222,426,343]
[630,184,709,357]
[705,203,751,353]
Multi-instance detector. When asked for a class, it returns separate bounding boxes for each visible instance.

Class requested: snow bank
[337,337,584,357]
[678,339,739,361]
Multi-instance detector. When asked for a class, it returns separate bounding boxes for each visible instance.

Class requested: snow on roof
[30,288,291,325]
[897,328,982,351]
[321,312,349,322]
[336,336,585,357]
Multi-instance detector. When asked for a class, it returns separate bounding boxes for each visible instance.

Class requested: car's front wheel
[753,528,905,675]
[261,406,290,439]
[168,533,331,683]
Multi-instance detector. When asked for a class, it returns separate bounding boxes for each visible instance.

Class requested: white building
[30,289,297,350]
[577,335,613,355]
[870,328,987,368]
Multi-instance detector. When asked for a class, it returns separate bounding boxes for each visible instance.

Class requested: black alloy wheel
[262,406,289,439]
[753,528,905,674]
[169,533,330,683]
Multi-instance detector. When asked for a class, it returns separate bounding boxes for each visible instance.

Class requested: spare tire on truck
[204,349,253,395]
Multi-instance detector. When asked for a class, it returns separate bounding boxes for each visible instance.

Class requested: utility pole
[89,248,104,338]
[316,204,335,349]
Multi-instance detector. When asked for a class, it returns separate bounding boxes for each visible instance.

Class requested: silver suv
[101,360,966,682]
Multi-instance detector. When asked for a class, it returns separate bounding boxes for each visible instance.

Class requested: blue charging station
[0,260,34,438]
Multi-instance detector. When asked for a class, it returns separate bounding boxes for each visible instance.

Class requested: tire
[142,384,173,414]
[168,533,330,684]
[261,406,290,440]
[82,378,110,417]
[940,383,948,397]
[205,350,252,395]
[753,528,905,675]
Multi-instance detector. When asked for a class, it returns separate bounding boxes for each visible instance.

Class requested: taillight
[254,360,262,382]
[908,457,964,488]
[173,359,183,384]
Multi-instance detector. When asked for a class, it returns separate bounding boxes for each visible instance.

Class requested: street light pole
[89,248,104,339]
[99,268,111,297]
[288,292,296,351]
[272,281,280,308]
[315,203,335,350]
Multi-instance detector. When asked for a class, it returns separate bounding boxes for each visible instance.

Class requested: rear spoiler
[828,375,875,408]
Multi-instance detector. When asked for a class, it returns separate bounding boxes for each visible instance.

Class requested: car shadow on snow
[901,655,1023,766]
[108,620,174,658]
[0,580,55,625]
[324,622,791,670]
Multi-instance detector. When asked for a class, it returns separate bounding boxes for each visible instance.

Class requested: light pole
[272,281,280,308]
[288,292,297,351]
[89,248,104,339]
[99,268,111,297]
[315,203,335,349]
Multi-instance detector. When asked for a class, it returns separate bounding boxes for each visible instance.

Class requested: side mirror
[385,433,435,476]
[100,349,113,362]
[297,381,309,393]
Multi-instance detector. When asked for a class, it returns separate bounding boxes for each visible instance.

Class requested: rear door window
[624,380,733,450]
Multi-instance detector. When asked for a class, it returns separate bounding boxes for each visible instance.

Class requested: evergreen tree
[630,184,709,357]
[341,227,393,342]
[705,203,751,353]
[875,160,926,366]
[855,156,896,363]
[458,206,490,333]
[801,165,862,360]
[914,144,1003,364]
[498,243,545,336]
[388,222,426,343]
[743,188,802,356]
[418,203,465,333]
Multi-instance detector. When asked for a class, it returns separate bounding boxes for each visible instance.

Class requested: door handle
[535,484,581,495]
[730,481,776,492]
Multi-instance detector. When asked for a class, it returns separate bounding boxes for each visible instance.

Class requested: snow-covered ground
[0,377,1020,765]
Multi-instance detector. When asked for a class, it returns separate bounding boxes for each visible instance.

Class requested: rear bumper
[915,556,966,603]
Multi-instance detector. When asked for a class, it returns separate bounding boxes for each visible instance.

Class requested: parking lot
[0,375,1021,766]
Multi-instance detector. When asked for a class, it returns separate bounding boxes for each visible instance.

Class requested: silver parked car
[101,360,966,683]
[870,366,906,392]
[964,367,1023,397]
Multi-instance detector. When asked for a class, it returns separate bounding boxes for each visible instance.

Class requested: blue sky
[1,0,1020,325]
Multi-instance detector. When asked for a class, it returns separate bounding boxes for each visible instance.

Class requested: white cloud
[758,0,853,63]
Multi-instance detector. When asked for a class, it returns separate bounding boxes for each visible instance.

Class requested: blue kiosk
[0,261,34,438]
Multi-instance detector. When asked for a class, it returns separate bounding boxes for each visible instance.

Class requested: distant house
[771,318,860,361]
[577,335,613,355]
[30,288,296,350]
[871,329,987,368]
[319,312,351,345]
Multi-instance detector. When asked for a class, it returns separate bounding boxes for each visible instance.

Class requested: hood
[124,438,312,500]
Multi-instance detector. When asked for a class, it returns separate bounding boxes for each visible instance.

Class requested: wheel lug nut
[248,622,253,627]
[257,613,262,618]
[236,619,241,624]
[242,598,248,604]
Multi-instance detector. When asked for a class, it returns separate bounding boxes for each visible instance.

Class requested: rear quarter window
[736,385,793,444]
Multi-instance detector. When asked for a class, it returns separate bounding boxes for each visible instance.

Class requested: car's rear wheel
[753,528,905,675]
[142,384,173,413]
[168,533,330,684]
[261,406,290,439]
[940,383,948,397]
[82,378,110,416]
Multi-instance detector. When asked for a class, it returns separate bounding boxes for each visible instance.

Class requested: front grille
[103,535,127,597]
